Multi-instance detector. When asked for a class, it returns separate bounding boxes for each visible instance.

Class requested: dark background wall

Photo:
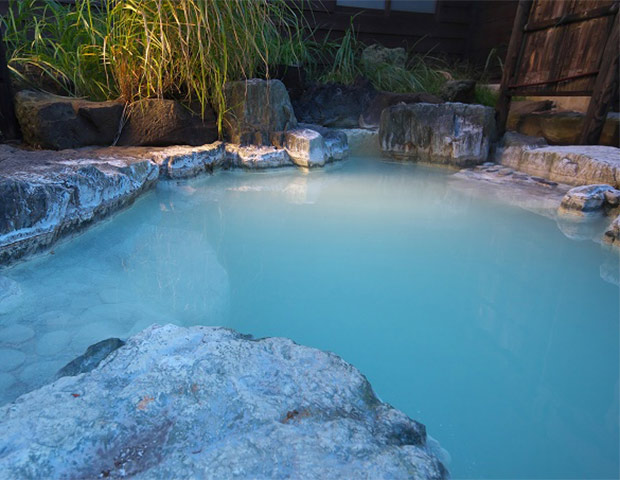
[0,0,518,78]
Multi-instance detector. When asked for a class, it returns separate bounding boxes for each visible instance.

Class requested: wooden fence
[496,0,619,144]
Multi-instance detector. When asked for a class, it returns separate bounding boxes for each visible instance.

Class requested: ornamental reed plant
[1,0,302,135]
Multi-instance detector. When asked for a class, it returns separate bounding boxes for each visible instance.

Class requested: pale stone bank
[379,102,495,167]
[0,325,449,480]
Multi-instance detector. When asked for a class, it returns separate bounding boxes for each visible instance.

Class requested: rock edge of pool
[0,324,450,479]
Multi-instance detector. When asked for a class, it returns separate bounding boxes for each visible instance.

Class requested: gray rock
[285,128,328,167]
[14,90,124,150]
[341,128,380,156]
[117,99,218,147]
[360,91,443,129]
[603,215,620,247]
[361,44,407,69]
[151,142,226,179]
[57,338,125,378]
[0,324,448,480]
[559,184,620,216]
[380,102,495,167]
[497,145,620,188]
[224,79,297,145]
[0,145,159,265]
[498,131,547,149]
[440,80,476,104]
[225,144,293,169]
[508,108,619,147]
[604,189,620,206]
[293,80,377,128]
[283,126,349,167]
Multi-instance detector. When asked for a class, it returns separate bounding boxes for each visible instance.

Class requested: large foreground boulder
[497,145,620,188]
[14,90,124,150]
[0,324,448,479]
[117,99,218,147]
[224,79,297,145]
[379,103,495,166]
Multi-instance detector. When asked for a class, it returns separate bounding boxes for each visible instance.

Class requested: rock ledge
[0,324,448,480]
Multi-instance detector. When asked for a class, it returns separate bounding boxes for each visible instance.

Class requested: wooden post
[0,25,19,141]
[495,0,533,138]
[579,13,619,145]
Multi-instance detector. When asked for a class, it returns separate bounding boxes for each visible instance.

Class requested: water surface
[1,157,618,479]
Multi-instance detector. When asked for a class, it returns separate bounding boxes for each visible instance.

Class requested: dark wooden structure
[0,24,19,141]
[300,0,517,68]
[496,0,619,144]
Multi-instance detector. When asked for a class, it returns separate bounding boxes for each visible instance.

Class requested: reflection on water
[0,157,618,479]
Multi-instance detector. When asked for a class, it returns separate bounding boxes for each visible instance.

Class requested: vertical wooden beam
[495,0,533,138]
[579,13,619,145]
[0,25,19,141]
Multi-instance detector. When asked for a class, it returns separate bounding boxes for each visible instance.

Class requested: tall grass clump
[1,0,301,134]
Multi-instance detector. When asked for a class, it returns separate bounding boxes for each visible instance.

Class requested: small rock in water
[57,337,125,378]
[559,184,619,215]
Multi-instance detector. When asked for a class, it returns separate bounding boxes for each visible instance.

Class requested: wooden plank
[0,25,20,141]
[525,1,617,33]
[496,0,533,137]
[514,14,613,94]
[580,12,620,144]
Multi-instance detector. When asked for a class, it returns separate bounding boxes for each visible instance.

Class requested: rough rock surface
[283,123,349,167]
[117,99,218,147]
[361,44,407,68]
[342,128,380,156]
[285,128,329,167]
[293,80,377,128]
[0,134,349,265]
[152,142,226,179]
[497,131,547,149]
[440,80,476,104]
[359,92,443,128]
[559,184,620,216]
[224,79,297,145]
[379,103,495,167]
[225,144,293,169]
[0,145,159,264]
[14,90,124,150]
[497,145,620,188]
[603,215,620,247]
[453,163,568,218]
[56,338,125,378]
[508,109,619,147]
[0,324,449,480]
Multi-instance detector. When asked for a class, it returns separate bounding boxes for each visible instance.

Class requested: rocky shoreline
[0,324,449,479]
[0,125,349,266]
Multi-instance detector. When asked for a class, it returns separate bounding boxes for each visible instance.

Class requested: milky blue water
[0,157,618,479]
